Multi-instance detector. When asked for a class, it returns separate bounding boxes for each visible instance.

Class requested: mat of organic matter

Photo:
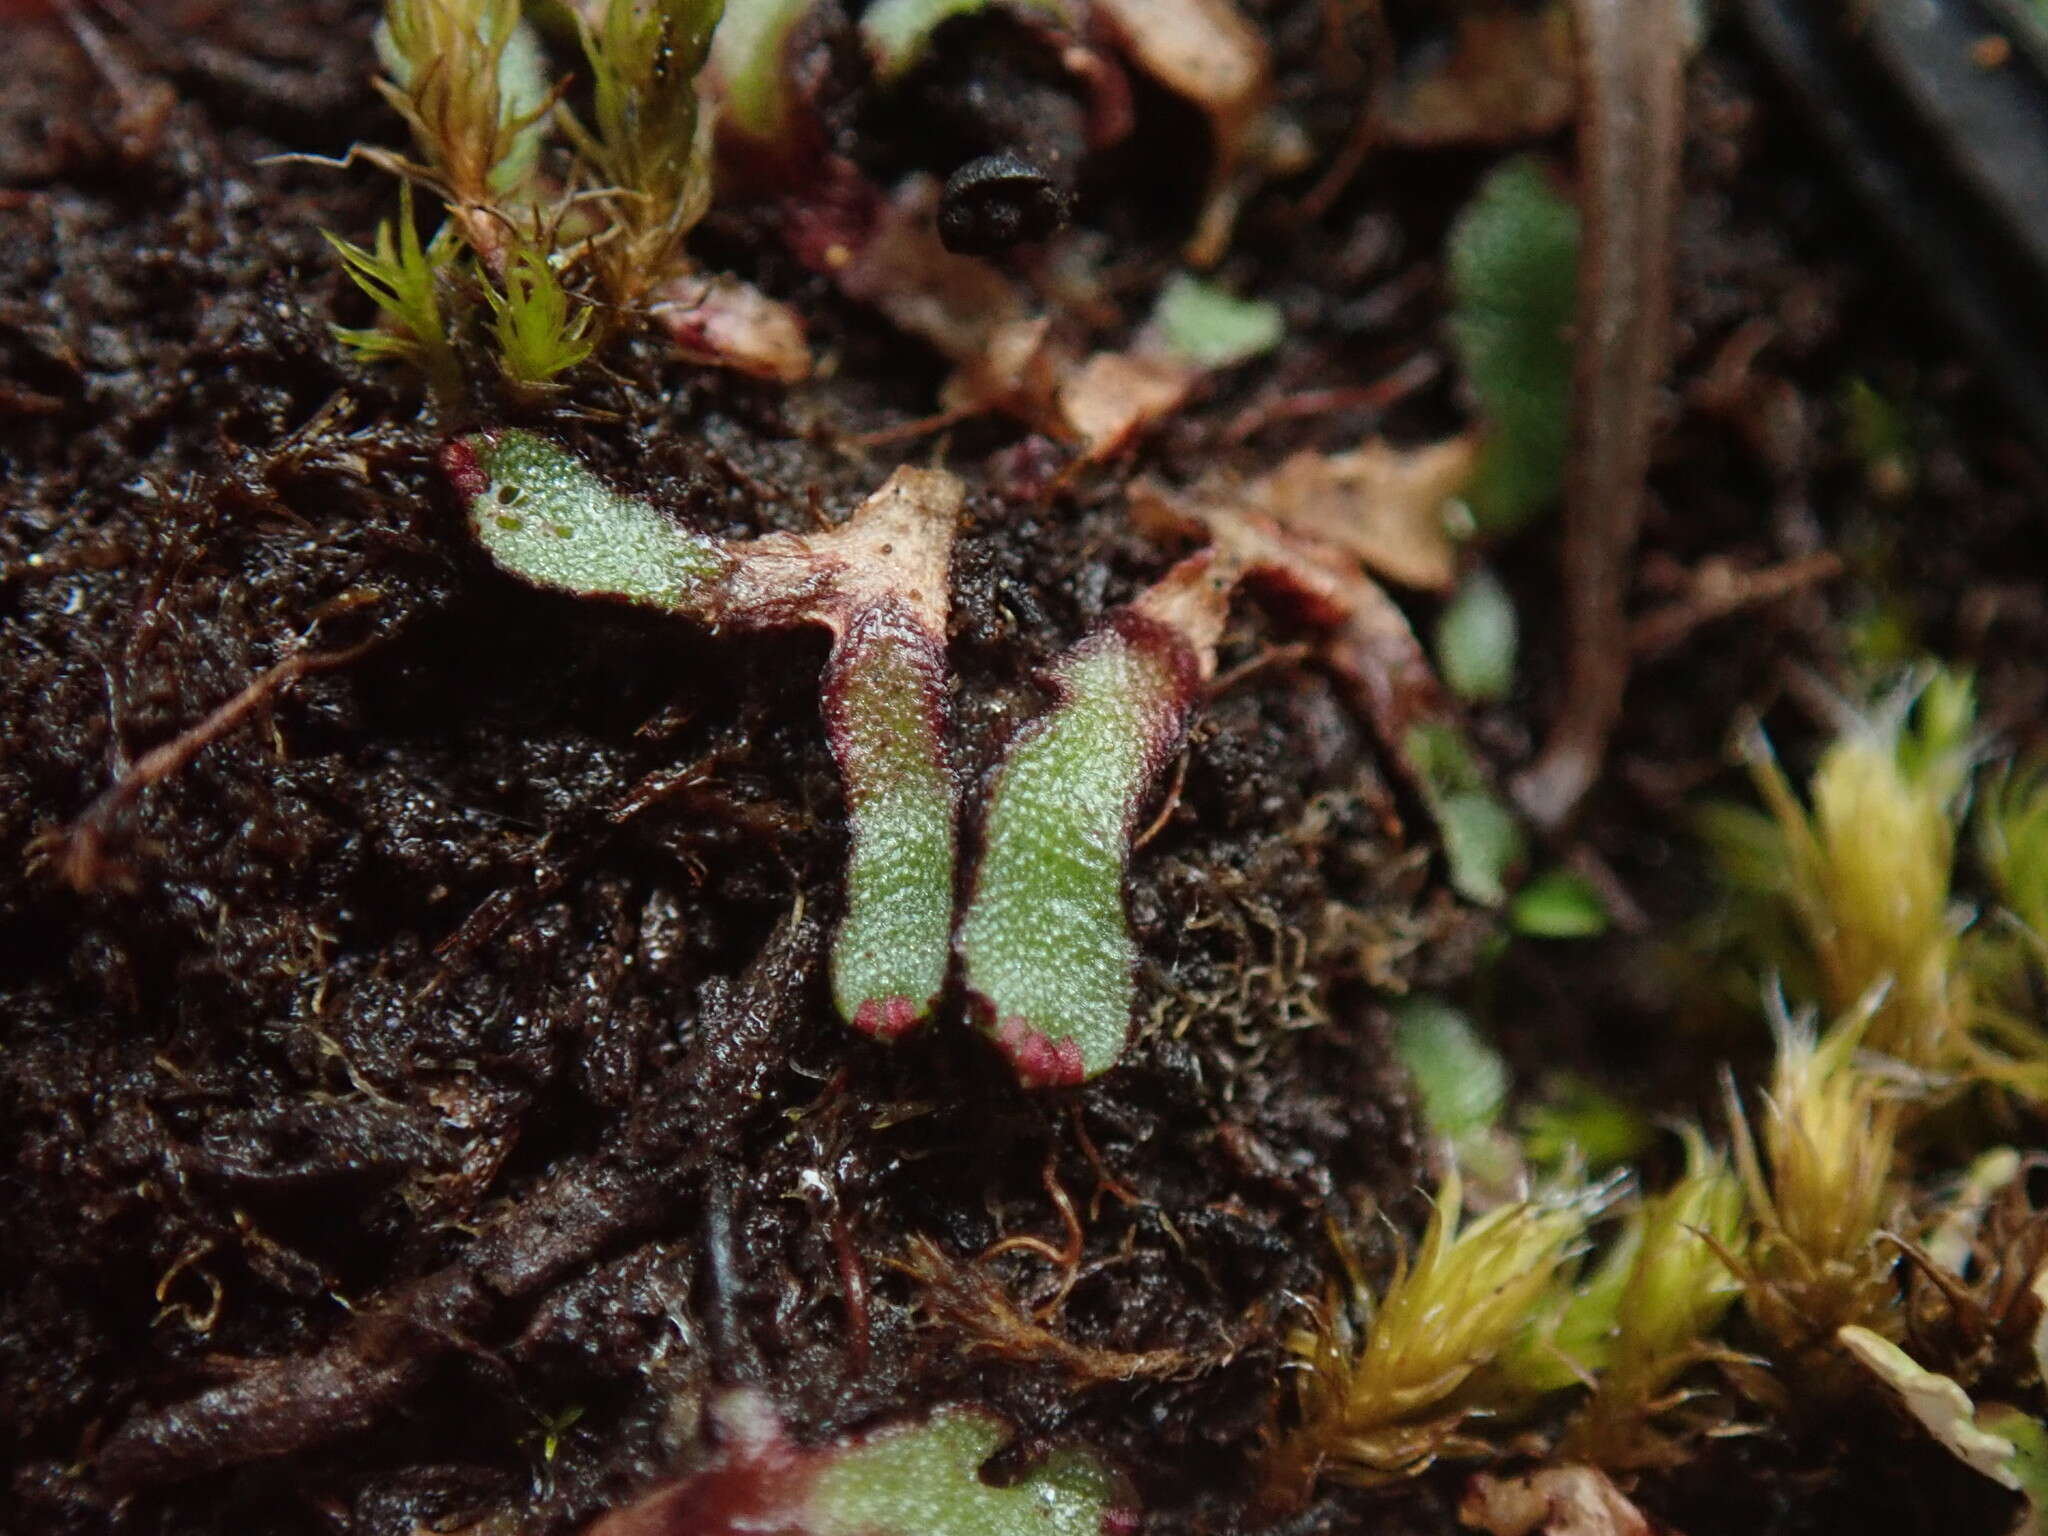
[5,4,2047,1536]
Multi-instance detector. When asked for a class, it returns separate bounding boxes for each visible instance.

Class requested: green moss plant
[443,430,961,1038]
[323,184,464,402]
[1262,1168,1609,1501]
[483,240,598,389]
[373,0,555,225]
[565,0,725,309]
[1703,670,1975,1071]
[1557,1131,1746,1470]
[1725,994,1906,1364]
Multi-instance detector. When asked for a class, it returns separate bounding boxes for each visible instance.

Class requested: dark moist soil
[0,4,2041,1535]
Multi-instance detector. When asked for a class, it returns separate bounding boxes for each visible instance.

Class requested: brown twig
[1513,0,1687,832]
[37,639,377,893]
[1220,353,1440,446]
[1629,552,1844,659]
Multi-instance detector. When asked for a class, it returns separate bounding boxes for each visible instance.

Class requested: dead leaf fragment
[1379,8,1577,148]
[1250,436,1476,592]
[1056,349,1202,457]
[651,271,813,384]
[1128,479,1464,790]
[837,176,1029,366]
[1459,1466,1667,1536]
[1091,0,1269,262]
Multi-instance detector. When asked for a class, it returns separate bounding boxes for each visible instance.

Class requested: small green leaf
[1510,868,1608,939]
[1392,997,1508,1144]
[1519,1073,1654,1173]
[1446,156,1580,534]
[960,616,1201,1085]
[806,1406,1135,1536]
[1405,722,1525,907]
[1841,375,1915,498]
[1149,273,1285,371]
[1435,566,1517,704]
[448,429,731,608]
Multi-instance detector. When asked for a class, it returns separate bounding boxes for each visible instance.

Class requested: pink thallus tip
[992,1015,1087,1088]
[438,435,491,503]
[851,995,924,1041]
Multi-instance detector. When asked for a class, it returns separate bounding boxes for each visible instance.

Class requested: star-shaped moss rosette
[442,429,961,1039]
[957,552,1237,1086]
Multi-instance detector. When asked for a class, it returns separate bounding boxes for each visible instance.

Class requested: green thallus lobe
[442,429,959,1037]
[586,1391,1138,1535]
[959,554,1234,1086]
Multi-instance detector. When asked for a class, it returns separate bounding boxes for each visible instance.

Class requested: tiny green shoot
[324,184,463,401]
[1404,721,1525,907]
[483,241,599,388]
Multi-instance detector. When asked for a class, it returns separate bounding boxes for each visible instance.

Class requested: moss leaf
[1446,156,1580,534]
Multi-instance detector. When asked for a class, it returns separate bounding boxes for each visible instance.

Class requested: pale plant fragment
[443,431,961,1038]
[1262,1170,1609,1503]
[1457,1465,1661,1536]
[1838,1325,2020,1489]
[649,270,812,383]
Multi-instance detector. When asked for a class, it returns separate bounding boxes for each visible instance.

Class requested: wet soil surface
[1,3,2042,1535]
